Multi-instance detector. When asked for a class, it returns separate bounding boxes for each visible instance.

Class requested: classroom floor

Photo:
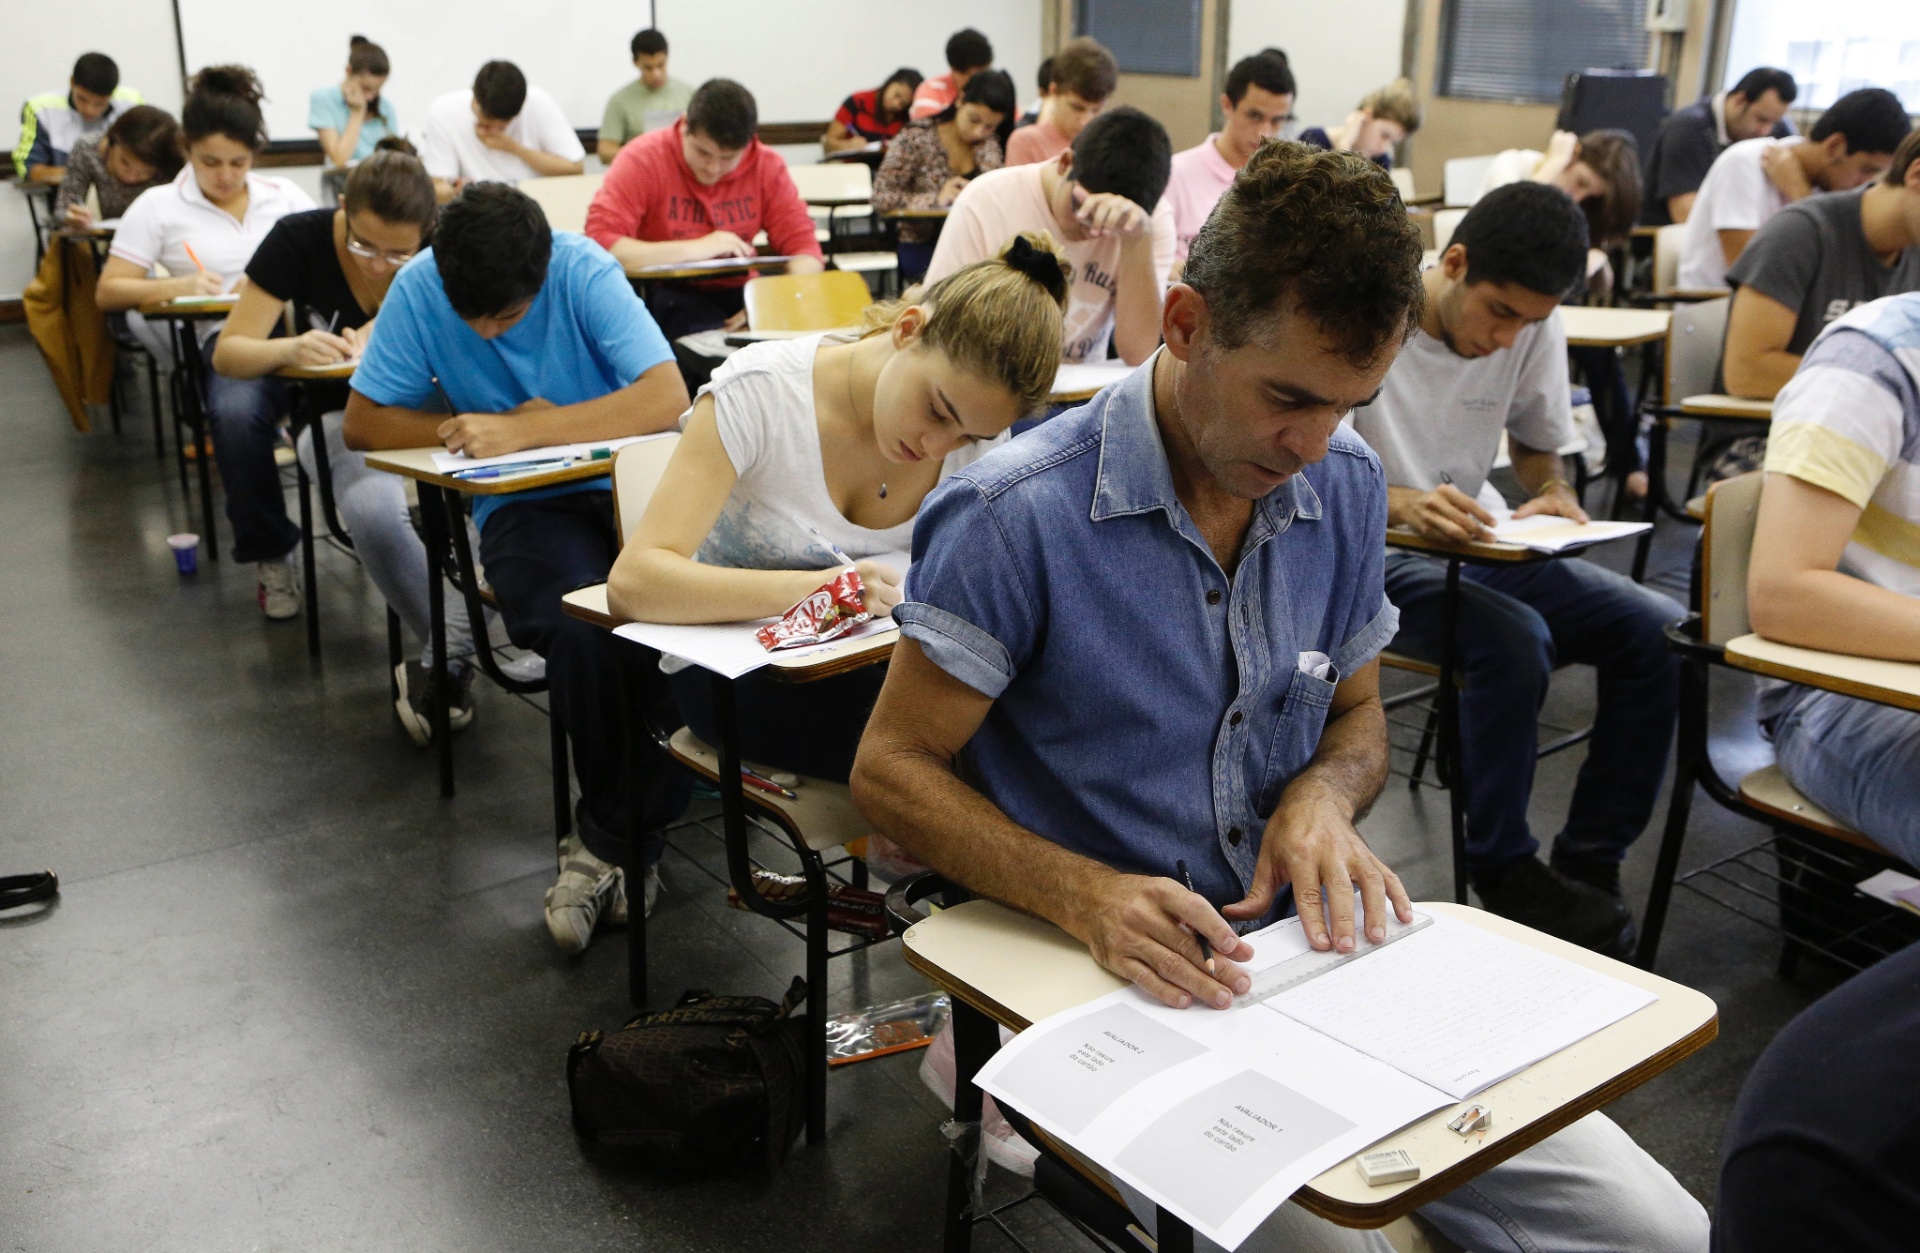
[0,324,1849,1251]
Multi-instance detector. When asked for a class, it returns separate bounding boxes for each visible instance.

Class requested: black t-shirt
[1713,942,1920,1253]
[1641,98,1793,226]
[244,208,373,335]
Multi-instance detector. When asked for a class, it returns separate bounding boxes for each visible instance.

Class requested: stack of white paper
[1486,511,1651,553]
[430,432,671,473]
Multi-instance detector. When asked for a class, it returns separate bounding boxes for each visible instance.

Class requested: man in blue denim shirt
[853,145,1707,1252]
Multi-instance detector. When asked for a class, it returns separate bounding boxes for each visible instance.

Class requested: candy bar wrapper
[757,568,871,651]
[727,868,891,939]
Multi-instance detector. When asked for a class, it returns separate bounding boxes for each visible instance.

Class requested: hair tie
[1004,235,1068,303]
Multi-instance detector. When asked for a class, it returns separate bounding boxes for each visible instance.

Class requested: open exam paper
[973,911,1654,1249]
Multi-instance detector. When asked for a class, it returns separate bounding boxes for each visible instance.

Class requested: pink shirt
[1004,120,1070,167]
[1165,135,1239,264]
[925,162,1177,364]
[909,73,958,121]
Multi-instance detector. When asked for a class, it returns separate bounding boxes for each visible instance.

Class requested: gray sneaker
[393,662,475,747]
[606,862,662,927]
[545,834,621,954]
[257,557,301,620]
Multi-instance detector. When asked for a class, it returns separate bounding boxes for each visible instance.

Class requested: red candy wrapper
[756,568,871,651]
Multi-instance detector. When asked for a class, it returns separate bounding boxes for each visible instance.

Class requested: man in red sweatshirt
[585,78,823,347]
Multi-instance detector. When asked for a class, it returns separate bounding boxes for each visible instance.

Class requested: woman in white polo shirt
[97,65,316,619]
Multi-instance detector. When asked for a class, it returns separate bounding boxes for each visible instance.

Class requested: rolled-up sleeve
[894,475,1039,699]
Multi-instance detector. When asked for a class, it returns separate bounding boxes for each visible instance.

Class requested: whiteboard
[175,0,1043,143]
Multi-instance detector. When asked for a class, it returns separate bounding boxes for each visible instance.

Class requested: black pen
[1175,859,1214,972]
[430,374,456,417]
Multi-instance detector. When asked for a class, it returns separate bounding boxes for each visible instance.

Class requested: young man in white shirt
[1351,183,1686,957]
[1677,87,1910,292]
[1163,49,1294,267]
[1642,66,1797,226]
[927,107,1176,365]
[421,61,584,200]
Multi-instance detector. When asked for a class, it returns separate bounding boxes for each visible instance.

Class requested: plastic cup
[167,533,200,575]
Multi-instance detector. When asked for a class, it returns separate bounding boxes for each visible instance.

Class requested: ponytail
[347,36,390,78]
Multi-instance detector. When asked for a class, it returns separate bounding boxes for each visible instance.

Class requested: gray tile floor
[0,327,1849,1250]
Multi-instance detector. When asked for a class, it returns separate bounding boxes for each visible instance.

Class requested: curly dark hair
[1182,140,1423,365]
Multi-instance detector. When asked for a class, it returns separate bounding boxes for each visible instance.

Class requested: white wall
[1227,0,1406,134]
[2,0,183,298]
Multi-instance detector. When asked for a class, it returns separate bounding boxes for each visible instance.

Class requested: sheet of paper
[976,987,1450,1250]
[613,549,911,679]
[430,432,669,473]
[636,254,796,274]
[1856,869,1920,914]
[1268,912,1656,1099]
[1482,504,1651,553]
[1052,361,1134,397]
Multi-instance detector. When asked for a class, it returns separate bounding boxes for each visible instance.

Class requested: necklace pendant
[878,482,888,499]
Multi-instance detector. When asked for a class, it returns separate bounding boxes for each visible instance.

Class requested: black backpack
[567,977,808,1169]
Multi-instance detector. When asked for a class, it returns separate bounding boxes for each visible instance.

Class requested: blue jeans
[1767,684,1920,862]
[668,663,888,784]
[477,492,691,865]
[1382,553,1684,870]
[205,365,299,564]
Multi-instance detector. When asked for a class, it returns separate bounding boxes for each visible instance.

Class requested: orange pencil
[182,242,207,273]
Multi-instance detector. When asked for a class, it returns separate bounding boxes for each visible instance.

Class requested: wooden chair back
[1701,470,1763,647]
[786,161,872,204]
[1663,297,1729,407]
[744,270,874,332]
[1443,155,1496,206]
[516,172,606,234]
[1651,224,1687,295]
[611,433,682,546]
[1432,208,1468,254]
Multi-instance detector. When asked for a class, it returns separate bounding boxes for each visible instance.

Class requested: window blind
[1075,0,1204,78]
[1439,0,1648,104]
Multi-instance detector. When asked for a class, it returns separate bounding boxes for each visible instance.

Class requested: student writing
[871,70,1014,280]
[1164,49,1294,268]
[95,66,316,619]
[54,104,180,228]
[210,146,482,741]
[14,52,141,184]
[928,106,1175,366]
[1642,66,1797,226]
[311,37,399,168]
[342,184,693,954]
[823,68,923,155]
[606,234,1069,783]
[1003,37,1114,167]
[911,28,994,120]
[422,60,584,200]
[598,28,694,164]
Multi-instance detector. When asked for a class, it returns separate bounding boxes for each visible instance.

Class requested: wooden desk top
[561,583,898,681]
[276,361,358,381]
[136,295,238,319]
[1051,361,1134,404]
[1385,526,1542,564]
[625,257,794,282]
[1560,306,1671,349]
[804,196,872,209]
[1679,393,1773,420]
[362,446,612,495]
[904,899,1716,1228]
[880,207,951,220]
[1724,633,1920,713]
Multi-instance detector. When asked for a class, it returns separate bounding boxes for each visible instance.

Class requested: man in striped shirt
[1749,292,1920,857]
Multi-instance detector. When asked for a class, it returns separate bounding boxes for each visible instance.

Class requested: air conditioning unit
[1647,0,1689,33]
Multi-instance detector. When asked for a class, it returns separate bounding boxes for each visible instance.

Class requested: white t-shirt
[420,86,585,183]
[1349,312,1576,506]
[1678,136,1798,292]
[924,162,1177,364]
[1478,149,1542,198]
[109,165,315,290]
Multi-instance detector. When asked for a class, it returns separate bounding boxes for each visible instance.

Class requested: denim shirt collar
[1088,350,1324,543]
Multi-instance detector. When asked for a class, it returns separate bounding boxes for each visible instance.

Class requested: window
[1725,0,1920,112]
[1075,0,1204,77]
[1438,0,1648,104]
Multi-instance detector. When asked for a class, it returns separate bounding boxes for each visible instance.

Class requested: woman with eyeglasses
[212,143,482,741]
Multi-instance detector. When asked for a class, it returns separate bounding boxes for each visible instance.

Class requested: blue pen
[808,526,857,571]
[455,458,573,481]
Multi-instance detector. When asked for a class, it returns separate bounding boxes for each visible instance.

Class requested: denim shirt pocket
[1256,665,1339,816]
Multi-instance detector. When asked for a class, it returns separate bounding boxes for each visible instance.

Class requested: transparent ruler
[1233,910,1433,1008]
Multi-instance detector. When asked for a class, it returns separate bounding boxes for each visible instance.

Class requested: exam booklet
[973,911,1654,1249]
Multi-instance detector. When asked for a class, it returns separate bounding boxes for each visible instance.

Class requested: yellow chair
[515,172,605,234]
[743,270,874,332]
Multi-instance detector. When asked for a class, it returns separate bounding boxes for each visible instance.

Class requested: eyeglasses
[345,227,418,267]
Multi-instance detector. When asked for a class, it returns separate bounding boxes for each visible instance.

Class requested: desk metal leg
[1636,653,1707,969]
[1158,1209,1196,1253]
[944,999,999,1253]
[172,321,221,561]
[296,458,321,662]
[1437,558,1469,905]
[610,644,648,1010]
[417,483,455,797]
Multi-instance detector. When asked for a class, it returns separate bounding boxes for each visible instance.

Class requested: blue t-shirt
[352,230,675,529]
[308,86,399,162]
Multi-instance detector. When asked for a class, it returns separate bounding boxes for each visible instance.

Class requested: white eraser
[1357,1148,1420,1186]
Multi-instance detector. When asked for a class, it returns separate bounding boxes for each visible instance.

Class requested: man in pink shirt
[585,78,823,344]
[1004,38,1116,167]
[928,107,1175,365]
[910,29,995,121]
[1165,50,1296,267]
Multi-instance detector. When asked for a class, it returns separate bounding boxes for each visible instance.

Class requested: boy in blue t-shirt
[345,183,692,954]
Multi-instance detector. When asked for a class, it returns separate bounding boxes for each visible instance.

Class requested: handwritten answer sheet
[429,433,669,473]
[973,909,1657,1248]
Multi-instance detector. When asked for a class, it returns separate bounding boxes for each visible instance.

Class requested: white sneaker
[544,834,620,954]
[607,862,662,927]
[257,557,301,621]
